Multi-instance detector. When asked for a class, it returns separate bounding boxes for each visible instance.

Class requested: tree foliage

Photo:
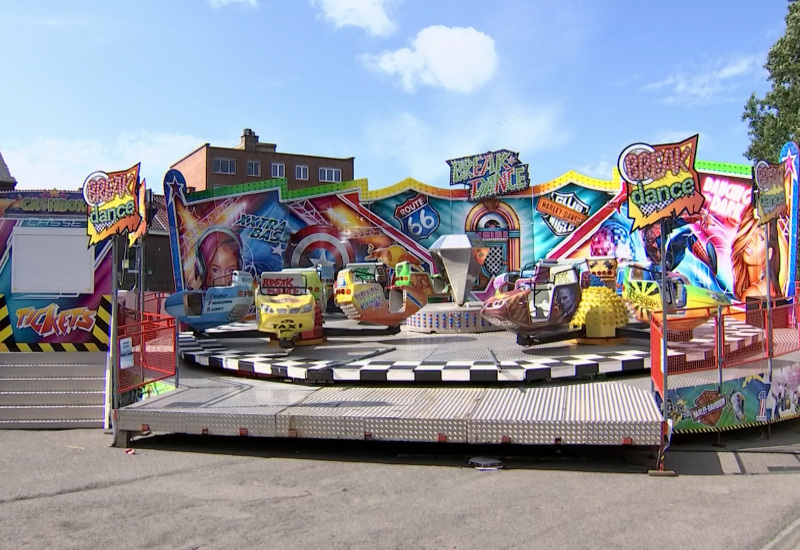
[742,1,800,162]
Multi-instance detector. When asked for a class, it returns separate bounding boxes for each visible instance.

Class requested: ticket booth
[0,190,111,352]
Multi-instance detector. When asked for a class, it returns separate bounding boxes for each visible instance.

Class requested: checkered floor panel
[178,333,649,383]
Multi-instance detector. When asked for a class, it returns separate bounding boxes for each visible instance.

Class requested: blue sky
[0,0,791,192]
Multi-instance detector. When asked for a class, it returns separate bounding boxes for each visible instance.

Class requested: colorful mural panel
[666,363,800,432]
[164,150,794,306]
[163,174,435,294]
[0,190,112,351]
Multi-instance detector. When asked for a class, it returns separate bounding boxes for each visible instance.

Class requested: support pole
[104,234,121,432]
[716,305,724,392]
[660,218,669,422]
[765,221,774,382]
[138,232,145,323]
[530,188,536,267]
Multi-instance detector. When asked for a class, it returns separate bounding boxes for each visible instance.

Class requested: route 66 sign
[394,193,440,240]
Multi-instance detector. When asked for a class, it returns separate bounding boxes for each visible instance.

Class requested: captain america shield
[285,225,354,280]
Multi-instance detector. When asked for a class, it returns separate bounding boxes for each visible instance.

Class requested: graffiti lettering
[629,179,697,208]
[261,277,299,289]
[21,219,85,228]
[469,166,529,201]
[236,214,288,243]
[88,201,135,232]
[702,176,751,220]
[354,285,383,311]
[15,304,96,338]
[622,146,692,182]
[83,172,135,206]
[624,288,658,311]
[754,161,788,223]
[447,149,530,201]
[20,197,85,213]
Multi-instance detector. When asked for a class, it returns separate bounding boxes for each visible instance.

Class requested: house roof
[149,194,170,233]
[0,149,17,186]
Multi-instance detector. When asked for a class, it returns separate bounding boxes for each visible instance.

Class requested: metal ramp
[116,362,663,446]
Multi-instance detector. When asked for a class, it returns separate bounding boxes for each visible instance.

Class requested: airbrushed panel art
[163,144,797,306]
[0,191,112,349]
[162,172,435,298]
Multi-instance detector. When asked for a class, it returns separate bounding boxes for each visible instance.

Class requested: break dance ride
[115,140,800,469]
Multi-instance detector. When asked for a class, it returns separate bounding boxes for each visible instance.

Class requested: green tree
[742,1,800,162]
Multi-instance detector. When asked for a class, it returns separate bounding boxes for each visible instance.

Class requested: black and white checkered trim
[178,334,649,383]
[178,334,340,380]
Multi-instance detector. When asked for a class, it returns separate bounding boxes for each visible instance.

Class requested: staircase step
[0,352,106,366]
[0,405,104,422]
[0,378,105,391]
[0,364,106,378]
[0,419,104,430]
[0,391,105,406]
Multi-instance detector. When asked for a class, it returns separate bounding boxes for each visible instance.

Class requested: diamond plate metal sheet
[468,382,662,445]
[116,368,318,436]
[468,386,567,445]
[276,386,485,442]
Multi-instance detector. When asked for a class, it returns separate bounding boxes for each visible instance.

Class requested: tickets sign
[753,160,787,224]
[618,135,704,230]
[83,163,144,246]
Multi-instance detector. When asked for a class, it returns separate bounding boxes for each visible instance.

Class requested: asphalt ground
[3,420,800,549]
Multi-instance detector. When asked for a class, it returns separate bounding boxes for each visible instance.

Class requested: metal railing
[649,299,800,398]
[117,312,176,393]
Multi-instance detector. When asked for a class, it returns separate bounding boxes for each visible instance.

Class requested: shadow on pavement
[131,433,659,474]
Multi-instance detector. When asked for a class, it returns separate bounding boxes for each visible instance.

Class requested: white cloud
[364,103,568,186]
[3,131,206,192]
[361,25,497,93]
[313,0,396,36]
[207,0,258,8]
[642,53,765,104]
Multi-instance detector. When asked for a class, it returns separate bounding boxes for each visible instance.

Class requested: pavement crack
[0,459,245,506]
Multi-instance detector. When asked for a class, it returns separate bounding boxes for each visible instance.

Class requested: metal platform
[115,361,664,446]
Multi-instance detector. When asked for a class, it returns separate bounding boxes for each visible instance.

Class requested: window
[319,167,342,183]
[213,158,236,175]
[246,160,261,177]
[271,162,285,178]
[296,165,309,180]
[12,227,94,294]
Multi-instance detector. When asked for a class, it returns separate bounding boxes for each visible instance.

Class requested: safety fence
[650,300,800,399]
[116,312,176,393]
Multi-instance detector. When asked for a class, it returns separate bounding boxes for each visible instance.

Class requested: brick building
[171,128,355,192]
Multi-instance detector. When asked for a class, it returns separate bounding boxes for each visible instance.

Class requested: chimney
[236,128,276,152]
[238,128,258,151]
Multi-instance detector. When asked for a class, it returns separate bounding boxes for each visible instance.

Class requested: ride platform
[112,314,767,448]
[115,360,663,446]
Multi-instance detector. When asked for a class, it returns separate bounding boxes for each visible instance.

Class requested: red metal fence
[650,300,800,400]
[117,312,176,393]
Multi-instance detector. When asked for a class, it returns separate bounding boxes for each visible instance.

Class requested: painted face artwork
[743,227,766,266]
[205,244,239,287]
